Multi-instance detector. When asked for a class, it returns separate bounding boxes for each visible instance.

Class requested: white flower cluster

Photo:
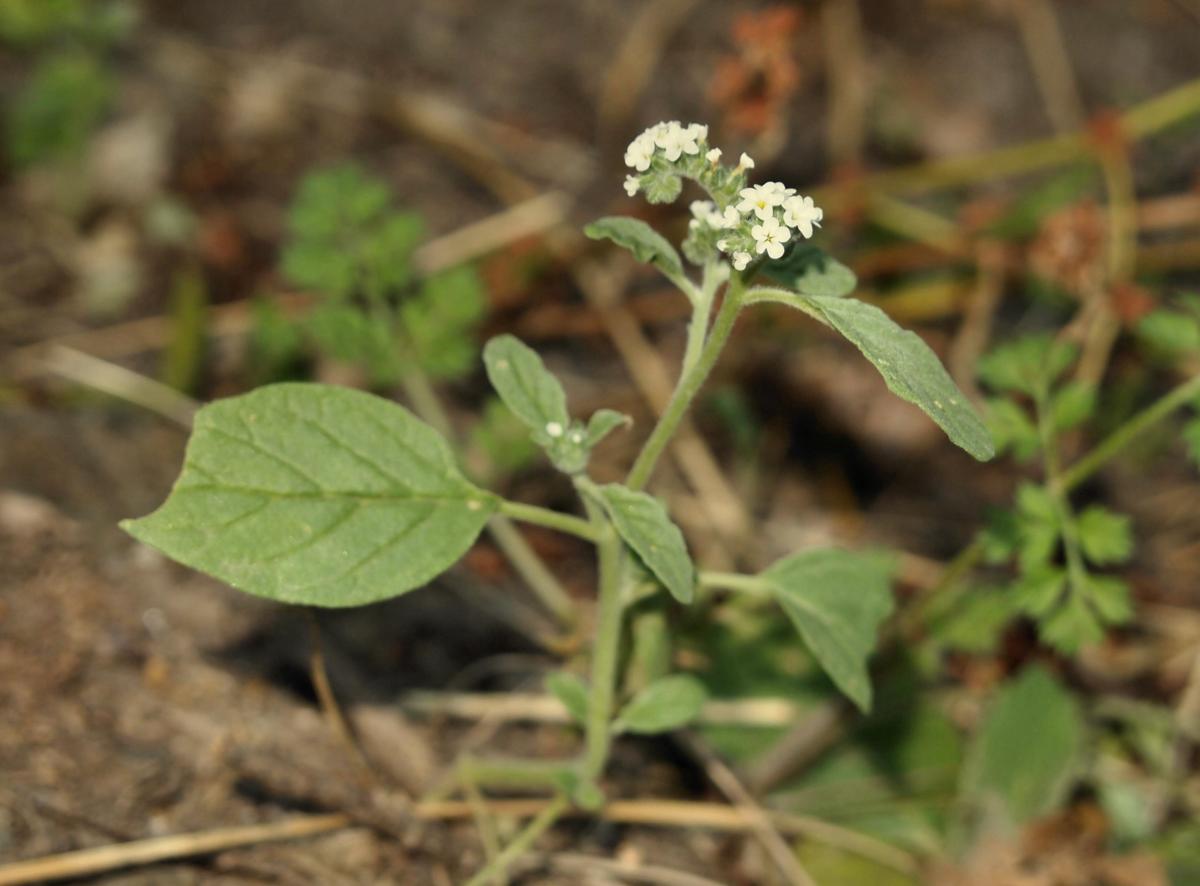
[622,120,822,272]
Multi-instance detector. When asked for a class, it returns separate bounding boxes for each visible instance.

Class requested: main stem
[626,275,745,491]
[580,489,626,782]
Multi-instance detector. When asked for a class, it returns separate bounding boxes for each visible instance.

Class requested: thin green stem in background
[1057,372,1200,493]
[462,793,570,886]
[626,275,746,491]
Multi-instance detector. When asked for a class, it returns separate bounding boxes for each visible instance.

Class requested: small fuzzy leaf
[614,674,708,734]
[759,244,857,298]
[585,216,684,283]
[121,384,497,607]
[597,484,694,604]
[585,409,632,448]
[1076,506,1133,566]
[1051,381,1097,432]
[764,293,994,460]
[482,335,570,442]
[545,672,589,725]
[963,666,1083,826]
[761,549,894,711]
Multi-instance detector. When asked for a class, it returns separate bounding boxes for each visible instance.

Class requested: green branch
[498,499,599,542]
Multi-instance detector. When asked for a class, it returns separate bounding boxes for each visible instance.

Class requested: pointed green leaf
[585,409,632,448]
[1051,381,1096,433]
[121,384,498,607]
[748,291,993,460]
[760,549,894,712]
[614,674,708,734]
[963,666,1083,826]
[596,484,694,604]
[759,244,857,298]
[545,672,589,726]
[585,216,685,285]
[482,334,570,443]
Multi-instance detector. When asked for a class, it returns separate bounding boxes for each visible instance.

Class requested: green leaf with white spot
[585,216,685,285]
[614,674,708,734]
[760,549,895,712]
[1076,506,1133,566]
[759,244,857,298]
[963,666,1083,827]
[748,291,993,460]
[596,484,694,604]
[483,334,570,444]
[121,384,498,607]
[545,672,588,726]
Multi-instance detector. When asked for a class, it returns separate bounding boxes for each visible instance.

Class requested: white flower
[716,238,729,251]
[737,184,787,221]
[761,181,796,199]
[624,132,656,171]
[732,252,752,271]
[655,121,702,161]
[751,216,791,259]
[782,195,823,238]
[706,147,722,163]
[546,421,564,438]
[624,175,640,196]
[737,152,755,170]
[719,206,742,228]
[689,200,725,229]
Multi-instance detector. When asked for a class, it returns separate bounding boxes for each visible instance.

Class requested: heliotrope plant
[123,122,993,883]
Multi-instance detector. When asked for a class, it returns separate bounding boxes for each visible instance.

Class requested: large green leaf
[614,674,708,734]
[963,665,1083,827]
[761,549,894,712]
[584,216,685,286]
[597,484,694,604]
[482,334,570,443]
[748,290,994,460]
[121,384,497,607]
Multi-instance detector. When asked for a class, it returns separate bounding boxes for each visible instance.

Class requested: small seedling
[123,122,993,882]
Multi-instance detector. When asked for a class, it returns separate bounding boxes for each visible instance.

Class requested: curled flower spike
[655,121,704,161]
[783,195,823,239]
[751,216,791,259]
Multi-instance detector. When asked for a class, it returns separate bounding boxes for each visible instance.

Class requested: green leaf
[1183,417,1200,468]
[930,587,1014,655]
[121,384,498,607]
[596,484,694,604]
[545,672,588,726]
[1085,574,1133,625]
[614,674,708,734]
[963,666,1084,827]
[759,244,857,298]
[978,335,1076,398]
[401,265,485,380]
[584,216,685,285]
[1137,310,1200,362]
[986,397,1040,461]
[1051,381,1096,432]
[482,334,571,445]
[1076,506,1133,566]
[760,549,895,712]
[752,292,994,460]
[585,409,632,448]
[1040,592,1105,653]
[1012,567,1066,617]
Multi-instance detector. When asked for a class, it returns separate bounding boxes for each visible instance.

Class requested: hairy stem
[626,276,745,491]
[1057,372,1200,493]
[498,499,598,542]
[579,488,627,782]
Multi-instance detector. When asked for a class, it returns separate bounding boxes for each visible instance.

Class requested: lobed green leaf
[121,384,498,607]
